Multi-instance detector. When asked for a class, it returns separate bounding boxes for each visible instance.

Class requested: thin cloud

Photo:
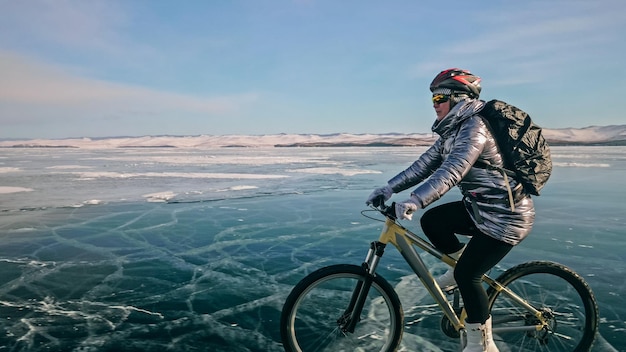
[408,1,626,84]
[0,52,258,122]
[1,0,129,54]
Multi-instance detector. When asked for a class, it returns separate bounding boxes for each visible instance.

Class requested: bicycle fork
[340,240,387,333]
[342,234,468,348]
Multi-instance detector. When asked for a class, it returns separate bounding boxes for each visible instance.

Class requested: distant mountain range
[2,125,626,148]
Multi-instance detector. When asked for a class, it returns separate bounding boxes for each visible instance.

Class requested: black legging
[420,201,513,323]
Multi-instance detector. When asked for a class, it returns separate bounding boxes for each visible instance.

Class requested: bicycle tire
[280,264,404,352]
[487,261,599,352]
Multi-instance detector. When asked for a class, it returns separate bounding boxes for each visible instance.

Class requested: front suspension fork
[341,241,386,333]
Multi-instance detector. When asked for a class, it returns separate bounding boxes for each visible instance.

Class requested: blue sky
[1,0,625,139]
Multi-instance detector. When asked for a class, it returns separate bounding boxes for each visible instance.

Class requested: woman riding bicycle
[366,68,535,352]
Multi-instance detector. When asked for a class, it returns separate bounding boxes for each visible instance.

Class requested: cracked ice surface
[0,147,624,351]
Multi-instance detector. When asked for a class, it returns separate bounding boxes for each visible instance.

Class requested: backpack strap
[485,163,515,211]
[473,114,520,211]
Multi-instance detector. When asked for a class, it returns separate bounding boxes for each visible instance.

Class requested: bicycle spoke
[488,261,598,352]
[281,265,403,352]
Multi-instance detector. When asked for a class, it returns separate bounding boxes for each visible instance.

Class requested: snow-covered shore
[1,125,625,149]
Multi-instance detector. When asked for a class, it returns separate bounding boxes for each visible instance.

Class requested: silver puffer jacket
[388,99,535,245]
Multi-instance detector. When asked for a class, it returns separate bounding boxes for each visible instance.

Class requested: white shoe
[463,316,499,352]
[436,268,457,291]
[436,245,465,291]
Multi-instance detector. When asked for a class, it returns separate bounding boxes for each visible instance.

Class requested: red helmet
[430,68,481,98]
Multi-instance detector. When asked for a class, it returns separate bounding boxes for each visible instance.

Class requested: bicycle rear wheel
[487,261,598,352]
[280,264,403,352]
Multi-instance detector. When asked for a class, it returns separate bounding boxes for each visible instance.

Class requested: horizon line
[3,123,626,141]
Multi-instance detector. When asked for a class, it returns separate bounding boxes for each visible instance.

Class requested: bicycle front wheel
[280,264,403,352]
[487,261,599,352]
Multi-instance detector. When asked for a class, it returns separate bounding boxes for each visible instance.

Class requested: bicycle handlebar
[374,201,397,220]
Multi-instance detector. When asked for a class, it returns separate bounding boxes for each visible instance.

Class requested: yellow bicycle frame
[367,216,549,337]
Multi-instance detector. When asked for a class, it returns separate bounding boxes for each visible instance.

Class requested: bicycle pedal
[443,286,458,295]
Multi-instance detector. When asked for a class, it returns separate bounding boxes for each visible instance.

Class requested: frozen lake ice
[0,146,624,351]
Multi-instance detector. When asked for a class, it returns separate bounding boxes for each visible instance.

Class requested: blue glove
[395,195,420,220]
[366,185,393,207]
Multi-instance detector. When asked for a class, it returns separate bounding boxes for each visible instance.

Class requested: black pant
[420,201,513,323]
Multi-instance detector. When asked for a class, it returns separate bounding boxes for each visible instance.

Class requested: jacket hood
[431,99,485,137]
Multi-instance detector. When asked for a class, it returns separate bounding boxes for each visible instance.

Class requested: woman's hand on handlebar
[366,185,393,207]
[371,196,421,221]
[394,201,418,220]
[395,195,421,220]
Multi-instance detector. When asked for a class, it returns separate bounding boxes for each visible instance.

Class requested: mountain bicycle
[279,202,599,351]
